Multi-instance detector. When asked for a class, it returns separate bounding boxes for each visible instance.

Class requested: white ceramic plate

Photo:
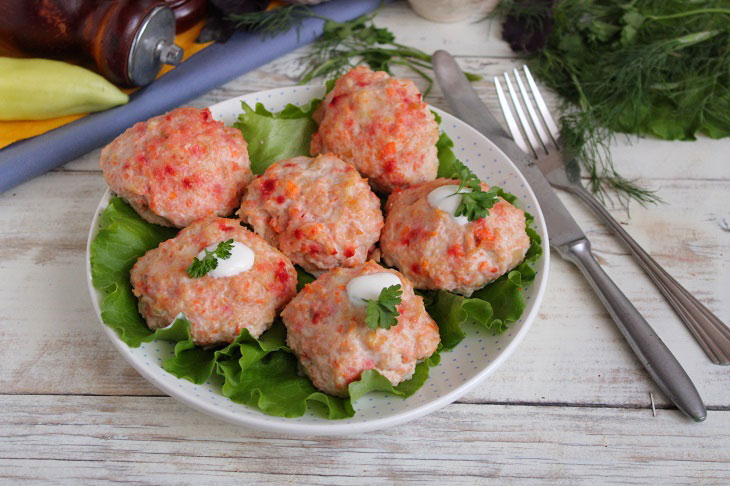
[86,85,549,435]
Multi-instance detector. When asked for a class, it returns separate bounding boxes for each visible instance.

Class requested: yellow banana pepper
[0,57,128,121]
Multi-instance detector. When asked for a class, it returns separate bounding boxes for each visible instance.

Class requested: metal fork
[495,65,730,365]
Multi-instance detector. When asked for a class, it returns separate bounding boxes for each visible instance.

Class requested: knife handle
[559,238,707,422]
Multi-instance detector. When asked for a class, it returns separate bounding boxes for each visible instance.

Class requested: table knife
[432,50,707,422]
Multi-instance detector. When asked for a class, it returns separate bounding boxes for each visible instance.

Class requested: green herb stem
[389,60,434,96]
[668,30,722,47]
[646,8,730,21]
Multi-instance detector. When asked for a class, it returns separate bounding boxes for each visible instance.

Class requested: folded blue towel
[0,0,382,193]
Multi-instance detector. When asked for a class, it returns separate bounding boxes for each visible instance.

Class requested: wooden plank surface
[1,2,729,483]
[1,396,729,484]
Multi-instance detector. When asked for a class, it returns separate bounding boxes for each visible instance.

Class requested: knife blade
[432,50,707,422]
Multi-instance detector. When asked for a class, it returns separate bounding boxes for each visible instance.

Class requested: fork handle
[567,183,730,365]
[560,238,707,422]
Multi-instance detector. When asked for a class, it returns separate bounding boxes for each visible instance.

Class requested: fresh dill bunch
[500,0,730,207]
[299,10,445,96]
[228,6,481,97]
[227,4,320,37]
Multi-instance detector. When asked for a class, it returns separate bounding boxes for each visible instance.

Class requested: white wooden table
[1,2,729,483]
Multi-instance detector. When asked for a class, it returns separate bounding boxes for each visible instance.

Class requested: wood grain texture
[1,2,729,482]
[0,396,729,485]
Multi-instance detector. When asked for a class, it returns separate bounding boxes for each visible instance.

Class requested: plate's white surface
[85,85,549,435]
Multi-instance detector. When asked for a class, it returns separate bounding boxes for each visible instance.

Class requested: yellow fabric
[0,21,213,149]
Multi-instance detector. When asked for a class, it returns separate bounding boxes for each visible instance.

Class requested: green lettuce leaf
[433,111,461,179]
[349,352,441,402]
[90,197,176,347]
[155,316,218,385]
[159,314,439,419]
[295,266,316,291]
[233,100,321,174]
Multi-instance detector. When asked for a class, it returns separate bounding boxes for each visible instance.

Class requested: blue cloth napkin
[0,0,382,193]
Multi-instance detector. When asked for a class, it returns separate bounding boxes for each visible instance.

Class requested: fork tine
[494,77,530,154]
[523,65,560,144]
[503,72,542,156]
[513,68,550,153]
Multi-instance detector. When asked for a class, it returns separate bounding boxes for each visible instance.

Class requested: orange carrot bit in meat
[474,225,496,244]
[284,180,299,197]
[381,141,397,157]
[268,217,283,233]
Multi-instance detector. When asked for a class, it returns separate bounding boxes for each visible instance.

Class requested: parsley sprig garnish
[451,160,501,221]
[363,284,402,331]
[186,239,234,278]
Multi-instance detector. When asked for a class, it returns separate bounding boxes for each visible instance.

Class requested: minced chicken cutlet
[281,261,440,397]
[239,153,384,275]
[130,217,297,346]
[100,107,252,228]
[310,66,439,193]
[380,179,530,296]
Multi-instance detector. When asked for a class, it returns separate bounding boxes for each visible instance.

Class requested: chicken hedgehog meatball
[100,107,252,228]
[130,217,297,346]
[380,179,531,296]
[238,153,384,275]
[310,66,439,193]
[281,261,440,397]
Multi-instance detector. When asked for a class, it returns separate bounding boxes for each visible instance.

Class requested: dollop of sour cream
[197,241,255,278]
[427,184,471,225]
[346,272,402,308]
